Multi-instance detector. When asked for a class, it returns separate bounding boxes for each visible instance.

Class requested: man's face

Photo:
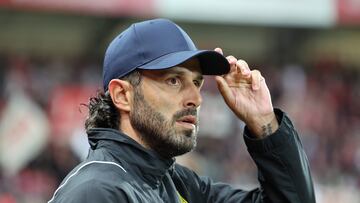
[129,58,204,158]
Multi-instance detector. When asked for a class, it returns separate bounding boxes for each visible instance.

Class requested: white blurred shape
[70,128,90,161]
[0,90,49,176]
[156,0,336,27]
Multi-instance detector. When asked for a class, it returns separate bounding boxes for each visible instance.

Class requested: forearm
[244,109,315,203]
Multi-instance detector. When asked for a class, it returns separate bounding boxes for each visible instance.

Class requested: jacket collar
[87,128,175,184]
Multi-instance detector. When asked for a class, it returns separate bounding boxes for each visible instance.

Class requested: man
[48,19,315,203]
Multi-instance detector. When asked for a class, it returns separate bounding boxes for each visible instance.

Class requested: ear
[108,79,133,113]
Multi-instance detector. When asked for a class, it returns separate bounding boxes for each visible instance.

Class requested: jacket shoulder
[67,160,128,185]
[49,161,129,203]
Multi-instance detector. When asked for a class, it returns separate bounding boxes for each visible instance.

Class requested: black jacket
[48,109,315,203]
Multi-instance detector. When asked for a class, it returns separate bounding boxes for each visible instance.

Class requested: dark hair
[84,71,141,132]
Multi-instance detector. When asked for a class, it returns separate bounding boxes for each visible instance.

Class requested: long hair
[84,70,141,133]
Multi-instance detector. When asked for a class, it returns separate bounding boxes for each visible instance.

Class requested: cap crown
[103,19,197,90]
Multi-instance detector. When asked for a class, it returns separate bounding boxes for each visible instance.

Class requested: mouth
[176,115,197,129]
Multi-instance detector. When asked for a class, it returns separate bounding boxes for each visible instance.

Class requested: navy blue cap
[103,18,230,91]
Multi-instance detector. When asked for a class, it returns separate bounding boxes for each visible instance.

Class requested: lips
[177,115,197,125]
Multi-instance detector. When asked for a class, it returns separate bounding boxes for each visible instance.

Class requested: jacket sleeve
[174,109,315,203]
[242,108,315,202]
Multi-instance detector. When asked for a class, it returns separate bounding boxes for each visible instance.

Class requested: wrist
[246,112,279,139]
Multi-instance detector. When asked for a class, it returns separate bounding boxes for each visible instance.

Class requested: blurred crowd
[0,54,359,202]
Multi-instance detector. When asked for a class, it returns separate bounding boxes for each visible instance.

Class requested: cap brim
[138,50,230,75]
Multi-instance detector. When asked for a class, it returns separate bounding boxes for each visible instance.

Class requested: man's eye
[193,80,201,87]
[166,77,181,86]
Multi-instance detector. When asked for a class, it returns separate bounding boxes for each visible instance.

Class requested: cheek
[141,83,182,118]
[144,93,178,119]
[157,101,177,120]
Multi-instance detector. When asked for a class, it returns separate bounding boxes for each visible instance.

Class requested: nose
[183,85,202,108]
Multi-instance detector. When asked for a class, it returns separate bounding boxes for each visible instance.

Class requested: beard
[129,88,198,159]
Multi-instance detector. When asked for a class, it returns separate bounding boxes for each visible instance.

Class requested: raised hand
[214,48,278,138]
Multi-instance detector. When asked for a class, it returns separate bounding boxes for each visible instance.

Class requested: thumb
[215,76,233,106]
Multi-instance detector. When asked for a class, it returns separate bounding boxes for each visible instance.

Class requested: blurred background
[0,0,360,202]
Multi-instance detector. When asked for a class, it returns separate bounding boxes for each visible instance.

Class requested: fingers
[214,47,223,55]
[236,60,251,78]
[221,56,264,91]
[226,56,238,73]
[225,56,251,78]
[214,50,264,91]
[215,76,233,106]
[250,70,264,90]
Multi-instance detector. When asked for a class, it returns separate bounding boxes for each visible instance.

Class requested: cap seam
[133,23,146,64]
